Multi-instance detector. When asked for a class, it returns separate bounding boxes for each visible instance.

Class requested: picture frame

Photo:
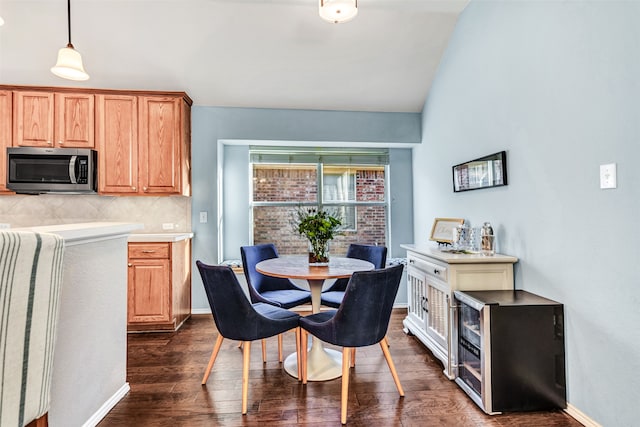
[453,151,508,192]
[430,217,464,244]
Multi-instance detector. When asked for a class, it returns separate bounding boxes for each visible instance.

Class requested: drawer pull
[434,269,440,275]
[141,250,156,253]
[409,259,415,264]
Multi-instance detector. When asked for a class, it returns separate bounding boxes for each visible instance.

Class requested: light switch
[600,163,617,189]
[199,211,208,223]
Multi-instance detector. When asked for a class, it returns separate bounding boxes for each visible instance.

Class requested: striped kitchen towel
[0,231,65,427]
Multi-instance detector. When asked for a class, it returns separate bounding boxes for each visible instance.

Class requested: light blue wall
[191,107,419,310]
[413,1,640,425]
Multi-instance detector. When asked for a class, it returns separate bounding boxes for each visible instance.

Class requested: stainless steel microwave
[6,147,97,194]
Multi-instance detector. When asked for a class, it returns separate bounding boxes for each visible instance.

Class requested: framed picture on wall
[430,217,464,243]
[453,151,508,192]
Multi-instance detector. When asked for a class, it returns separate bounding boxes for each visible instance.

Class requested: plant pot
[308,240,330,266]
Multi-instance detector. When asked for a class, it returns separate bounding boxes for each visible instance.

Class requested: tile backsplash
[0,195,191,232]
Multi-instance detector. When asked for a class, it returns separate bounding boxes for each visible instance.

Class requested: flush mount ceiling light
[319,0,358,24]
[51,0,89,81]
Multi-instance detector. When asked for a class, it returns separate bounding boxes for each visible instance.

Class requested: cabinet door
[407,265,428,331]
[138,96,182,194]
[96,94,139,193]
[128,258,171,323]
[426,278,449,351]
[55,93,95,148]
[13,91,55,147]
[0,91,12,193]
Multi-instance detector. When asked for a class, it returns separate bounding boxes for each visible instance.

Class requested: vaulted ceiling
[0,0,468,112]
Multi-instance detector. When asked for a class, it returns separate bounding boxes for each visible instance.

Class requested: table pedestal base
[284,338,342,381]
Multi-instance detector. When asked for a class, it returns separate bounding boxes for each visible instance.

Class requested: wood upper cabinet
[13,91,94,148]
[98,94,191,195]
[55,93,95,148]
[96,94,139,193]
[0,91,12,193]
[139,96,186,194]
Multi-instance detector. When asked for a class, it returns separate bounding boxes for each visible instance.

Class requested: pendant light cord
[67,0,73,47]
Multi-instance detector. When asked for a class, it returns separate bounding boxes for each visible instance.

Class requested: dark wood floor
[99,310,581,426]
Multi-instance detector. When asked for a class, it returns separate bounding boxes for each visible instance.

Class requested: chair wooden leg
[278,333,283,362]
[301,329,308,384]
[202,335,224,385]
[242,341,251,414]
[238,342,243,348]
[262,338,267,363]
[380,340,404,396]
[295,328,301,381]
[350,348,356,368]
[384,335,390,347]
[341,348,351,425]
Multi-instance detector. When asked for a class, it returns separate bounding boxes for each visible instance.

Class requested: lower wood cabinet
[127,240,191,332]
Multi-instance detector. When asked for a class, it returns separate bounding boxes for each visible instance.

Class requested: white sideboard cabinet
[400,244,518,379]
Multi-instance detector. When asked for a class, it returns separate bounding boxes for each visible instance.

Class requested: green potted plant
[293,206,342,265]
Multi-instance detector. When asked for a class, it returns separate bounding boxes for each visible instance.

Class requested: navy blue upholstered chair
[241,244,311,362]
[241,243,311,308]
[320,243,387,308]
[196,261,301,415]
[300,264,405,425]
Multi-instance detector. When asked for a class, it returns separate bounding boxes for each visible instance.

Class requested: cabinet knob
[47,141,53,145]
[434,269,440,275]
[143,187,148,192]
[409,259,415,264]
[58,141,64,145]
[132,187,136,191]
[127,263,132,267]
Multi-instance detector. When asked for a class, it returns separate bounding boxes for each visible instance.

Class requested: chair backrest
[197,261,263,341]
[331,263,404,347]
[240,244,298,300]
[0,231,65,427]
[346,243,387,269]
[329,244,388,292]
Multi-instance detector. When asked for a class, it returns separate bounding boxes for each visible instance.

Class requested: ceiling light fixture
[0,16,4,26]
[319,0,358,24]
[51,0,89,81]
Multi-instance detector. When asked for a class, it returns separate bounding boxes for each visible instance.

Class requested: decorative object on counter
[430,217,464,245]
[453,151,507,192]
[293,206,342,266]
[481,222,495,256]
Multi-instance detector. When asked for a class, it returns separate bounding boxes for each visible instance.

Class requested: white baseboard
[565,403,601,427]
[81,383,130,427]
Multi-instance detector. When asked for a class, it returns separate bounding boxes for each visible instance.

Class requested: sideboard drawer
[408,254,448,281]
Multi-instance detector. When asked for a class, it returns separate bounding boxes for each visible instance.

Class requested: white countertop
[13,222,144,243]
[128,232,194,242]
[400,243,518,264]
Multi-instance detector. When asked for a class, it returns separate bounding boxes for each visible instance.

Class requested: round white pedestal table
[256,256,374,381]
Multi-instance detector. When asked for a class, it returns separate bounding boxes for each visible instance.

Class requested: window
[250,148,389,257]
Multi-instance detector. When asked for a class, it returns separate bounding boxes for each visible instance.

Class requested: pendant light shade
[51,0,89,81]
[319,0,358,24]
[52,44,89,81]
[0,16,4,26]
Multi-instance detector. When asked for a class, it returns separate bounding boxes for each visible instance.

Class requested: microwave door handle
[69,155,78,184]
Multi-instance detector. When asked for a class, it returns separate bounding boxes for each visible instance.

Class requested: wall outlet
[199,211,208,223]
[600,163,617,189]
[162,223,175,230]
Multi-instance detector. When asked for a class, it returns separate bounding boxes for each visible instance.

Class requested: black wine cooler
[453,290,566,414]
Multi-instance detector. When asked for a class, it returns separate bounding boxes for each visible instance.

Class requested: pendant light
[319,0,358,24]
[51,0,89,81]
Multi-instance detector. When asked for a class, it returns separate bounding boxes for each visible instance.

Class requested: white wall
[413,1,640,425]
